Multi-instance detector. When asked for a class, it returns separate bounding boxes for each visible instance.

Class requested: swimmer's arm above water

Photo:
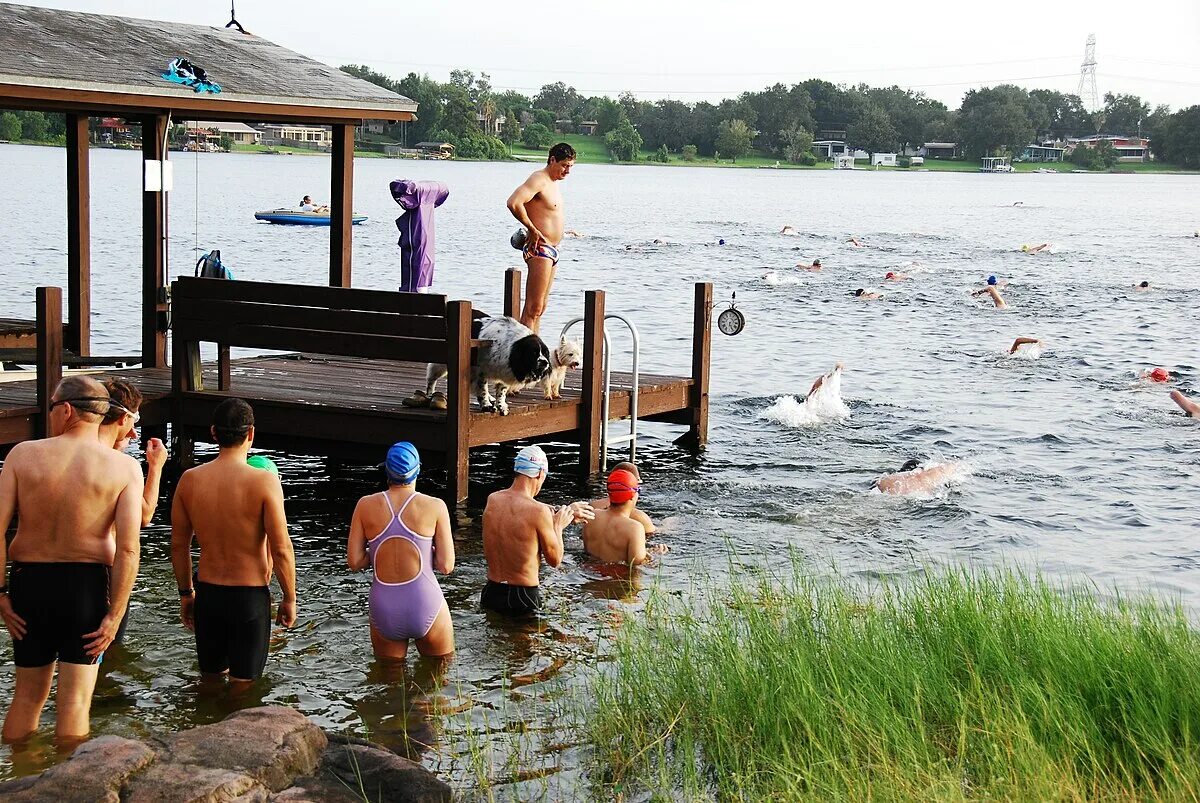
[431,498,455,575]
[1171,390,1200,417]
[1010,337,1041,353]
[263,474,297,627]
[86,458,143,658]
[170,474,197,631]
[0,449,26,640]
[346,498,370,571]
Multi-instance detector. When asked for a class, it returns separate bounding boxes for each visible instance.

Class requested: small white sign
[143,159,174,192]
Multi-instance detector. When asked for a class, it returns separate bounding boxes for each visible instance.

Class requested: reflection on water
[1,144,1199,794]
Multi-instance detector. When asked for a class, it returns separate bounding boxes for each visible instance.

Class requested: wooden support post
[65,114,91,357]
[676,282,712,449]
[329,123,355,288]
[142,114,168,368]
[503,268,522,319]
[580,289,605,475]
[218,345,231,390]
[445,300,472,504]
[36,287,63,438]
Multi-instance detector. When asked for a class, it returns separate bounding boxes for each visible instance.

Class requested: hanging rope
[225,0,248,34]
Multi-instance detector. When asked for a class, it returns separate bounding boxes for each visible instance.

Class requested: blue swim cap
[987,275,998,285]
[718,238,726,245]
[384,441,420,485]
[514,445,549,478]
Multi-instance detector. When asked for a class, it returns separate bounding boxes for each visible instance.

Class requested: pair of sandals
[402,390,447,410]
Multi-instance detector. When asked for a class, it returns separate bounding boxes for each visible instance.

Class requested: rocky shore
[0,706,451,802]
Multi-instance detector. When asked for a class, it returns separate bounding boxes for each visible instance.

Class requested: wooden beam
[329,123,354,288]
[36,287,63,438]
[141,114,168,368]
[445,300,472,504]
[676,282,713,449]
[579,290,605,475]
[504,268,522,319]
[65,114,91,357]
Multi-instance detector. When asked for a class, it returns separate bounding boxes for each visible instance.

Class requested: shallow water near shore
[1,143,1199,794]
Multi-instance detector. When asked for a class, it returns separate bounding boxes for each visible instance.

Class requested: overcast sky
[17,0,1200,110]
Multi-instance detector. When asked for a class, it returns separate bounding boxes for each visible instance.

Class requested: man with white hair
[480,446,593,615]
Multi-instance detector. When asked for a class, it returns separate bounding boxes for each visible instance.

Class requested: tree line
[340,65,1200,169]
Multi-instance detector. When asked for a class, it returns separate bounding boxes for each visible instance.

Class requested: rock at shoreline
[152,706,327,792]
[0,706,449,802]
[0,735,155,802]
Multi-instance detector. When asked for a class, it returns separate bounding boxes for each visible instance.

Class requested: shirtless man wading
[481,446,593,615]
[171,398,297,686]
[507,142,577,333]
[0,376,144,743]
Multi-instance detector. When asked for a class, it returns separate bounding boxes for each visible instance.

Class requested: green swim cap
[246,454,280,476]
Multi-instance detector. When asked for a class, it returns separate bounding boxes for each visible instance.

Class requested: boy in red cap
[590,462,655,535]
[582,468,666,565]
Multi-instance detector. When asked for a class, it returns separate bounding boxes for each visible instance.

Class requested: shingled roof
[0,3,416,122]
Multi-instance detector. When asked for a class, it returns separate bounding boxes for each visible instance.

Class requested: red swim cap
[607,469,640,503]
[1149,367,1170,382]
[886,272,895,279]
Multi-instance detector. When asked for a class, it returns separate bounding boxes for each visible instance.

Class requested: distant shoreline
[3,139,1197,175]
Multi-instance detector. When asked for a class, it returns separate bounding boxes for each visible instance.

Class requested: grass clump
[586,562,1200,801]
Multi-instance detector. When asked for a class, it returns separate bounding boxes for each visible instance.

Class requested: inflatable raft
[254,209,368,225]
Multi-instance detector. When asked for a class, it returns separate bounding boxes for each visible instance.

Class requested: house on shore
[257,123,332,149]
[813,139,849,159]
[1068,135,1151,162]
[1020,143,1065,162]
[921,142,960,159]
[185,120,261,145]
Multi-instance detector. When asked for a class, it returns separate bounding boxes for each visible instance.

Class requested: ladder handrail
[560,313,640,470]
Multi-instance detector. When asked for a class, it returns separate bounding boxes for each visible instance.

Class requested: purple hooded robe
[390,179,450,292]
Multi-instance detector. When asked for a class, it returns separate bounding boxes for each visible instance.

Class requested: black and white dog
[425,316,551,415]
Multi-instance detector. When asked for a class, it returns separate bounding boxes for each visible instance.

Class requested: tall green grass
[586,562,1200,800]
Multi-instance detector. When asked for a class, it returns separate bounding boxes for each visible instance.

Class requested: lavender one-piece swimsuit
[366,493,445,640]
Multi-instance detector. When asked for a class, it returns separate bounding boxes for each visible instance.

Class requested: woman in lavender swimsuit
[347,442,455,659]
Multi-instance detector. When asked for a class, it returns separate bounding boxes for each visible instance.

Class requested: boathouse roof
[0,3,416,122]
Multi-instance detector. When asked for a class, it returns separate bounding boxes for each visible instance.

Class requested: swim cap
[718,238,726,245]
[854,288,865,297]
[607,469,640,503]
[246,454,279,476]
[813,259,821,266]
[1149,367,1170,382]
[886,272,895,279]
[385,441,421,484]
[510,228,527,250]
[1139,281,1149,288]
[514,445,549,478]
[900,458,921,472]
[987,275,998,285]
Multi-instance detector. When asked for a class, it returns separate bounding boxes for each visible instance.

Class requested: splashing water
[763,366,850,427]
[762,270,805,287]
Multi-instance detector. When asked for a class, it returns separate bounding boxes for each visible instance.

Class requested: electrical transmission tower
[1077,34,1102,131]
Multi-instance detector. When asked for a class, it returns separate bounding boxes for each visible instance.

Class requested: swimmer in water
[1134,280,1150,291]
[797,259,822,271]
[1170,390,1200,417]
[1021,243,1050,254]
[884,271,910,281]
[1142,367,1172,382]
[564,229,584,238]
[972,276,1007,309]
[780,225,796,235]
[847,237,863,247]
[581,468,667,565]
[876,459,960,495]
[852,288,882,300]
[1009,337,1042,354]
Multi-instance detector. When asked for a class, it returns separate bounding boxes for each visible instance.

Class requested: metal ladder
[560,313,640,471]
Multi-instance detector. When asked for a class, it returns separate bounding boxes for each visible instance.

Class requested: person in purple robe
[390,179,450,293]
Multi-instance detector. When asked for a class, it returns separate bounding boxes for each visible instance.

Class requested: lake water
[1,143,1199,795]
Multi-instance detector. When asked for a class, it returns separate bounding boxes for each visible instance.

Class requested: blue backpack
[195,250,234,280]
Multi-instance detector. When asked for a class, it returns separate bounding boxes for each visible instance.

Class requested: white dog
[425,316,551,415]
[537,339,583,399]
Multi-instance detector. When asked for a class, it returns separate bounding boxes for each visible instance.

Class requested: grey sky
[15,0,1200,109]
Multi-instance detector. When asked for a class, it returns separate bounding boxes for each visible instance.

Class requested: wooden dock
[1,274,712,504]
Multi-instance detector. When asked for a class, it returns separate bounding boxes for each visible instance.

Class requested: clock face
[718,307,745,336]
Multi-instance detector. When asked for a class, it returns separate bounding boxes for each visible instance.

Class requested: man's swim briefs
[522,241,560,267]
[480,580,542,615]
[9,561,109,667]
[193,578,271,681]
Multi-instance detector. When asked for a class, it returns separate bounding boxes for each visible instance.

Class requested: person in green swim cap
[246,454,279,476]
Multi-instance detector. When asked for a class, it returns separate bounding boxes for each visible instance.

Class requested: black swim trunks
[480,580,542,615]
[193,578,271,681]
[9,562,109,667]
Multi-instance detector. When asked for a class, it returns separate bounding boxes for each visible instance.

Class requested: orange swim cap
[1149,367,1170,382]
[607,469,640,503]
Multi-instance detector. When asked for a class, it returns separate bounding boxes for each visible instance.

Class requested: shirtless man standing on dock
[171,398,296,687]
[480,446,593,615]
[507,142,577,334]
[0,376,143,743]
